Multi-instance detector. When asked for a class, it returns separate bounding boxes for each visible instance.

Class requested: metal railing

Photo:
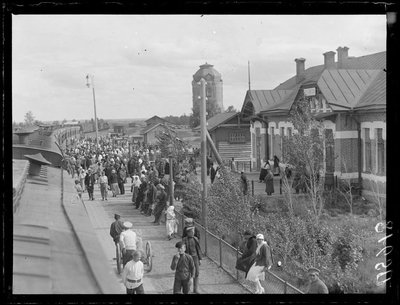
[175,209,304,294]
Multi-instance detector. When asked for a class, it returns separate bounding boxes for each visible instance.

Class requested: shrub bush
[177,167,380,293]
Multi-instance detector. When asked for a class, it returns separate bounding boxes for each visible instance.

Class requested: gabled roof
[145,115,166,123]
[260,85,301,115]
[274,65,325,90]
[241,89,296,117]
[248,50,386,115]
[343,51,386,70]
[317,69,381,109]
[206,112,239,131]
[354,70,386,110]
[274,51,386,91]
[140,123,169,135]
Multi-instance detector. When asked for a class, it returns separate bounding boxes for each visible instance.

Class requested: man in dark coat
[306,267,329,294]
[136,178,148,209]
[84,168,96,200]
[153,184,168,225]
[182,226,202,294]
[109,214,124,244]
[170,241,195,294]
[236,230,257,276]
[264,169,274,195]
[182,218,201,240]
[206,155,212,176]
[240,172,249,195]
[210,164,217,184]
[143,181,157,216]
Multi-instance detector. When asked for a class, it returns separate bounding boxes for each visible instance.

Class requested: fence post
[236,247,239,280]
[335,175,338,189]
[181,213,184,237]
[251,180,254,196]
[204,227,208,256]
[280,179,282,194]
[219,238,222,267]
[249,161,252,172]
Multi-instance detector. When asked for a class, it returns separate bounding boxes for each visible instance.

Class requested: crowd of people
[68,135,327,294]
[67,135,196,205]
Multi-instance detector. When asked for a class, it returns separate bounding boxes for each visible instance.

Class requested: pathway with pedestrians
[83,182,250,294]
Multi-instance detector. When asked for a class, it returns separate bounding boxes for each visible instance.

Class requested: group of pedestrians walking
[70,134,328,295]
[109,212,202,294]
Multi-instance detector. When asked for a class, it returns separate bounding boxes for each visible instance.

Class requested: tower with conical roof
[192,63,224,118]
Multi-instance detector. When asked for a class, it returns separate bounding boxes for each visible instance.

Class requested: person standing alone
[170,241,195,294]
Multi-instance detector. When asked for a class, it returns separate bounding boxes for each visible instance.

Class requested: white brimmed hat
[123,221,133,229]
[256,234,264,240]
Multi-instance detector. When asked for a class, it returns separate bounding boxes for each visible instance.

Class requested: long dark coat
[236,236,257,275]
[264,172,274,194]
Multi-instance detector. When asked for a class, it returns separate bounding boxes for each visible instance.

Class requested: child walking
[166,205,178,240]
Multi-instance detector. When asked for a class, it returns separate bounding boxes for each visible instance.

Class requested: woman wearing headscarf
[165,205,178,240]
[246,233,272,294]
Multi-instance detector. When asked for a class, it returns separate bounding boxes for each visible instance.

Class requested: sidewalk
[83,183,250,294]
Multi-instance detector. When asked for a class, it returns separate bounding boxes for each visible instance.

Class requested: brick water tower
[192,63,224,118]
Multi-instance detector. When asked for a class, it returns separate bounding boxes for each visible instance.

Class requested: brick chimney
[337,46,349,69]
[295,58,306,83]
[323,51,336,69]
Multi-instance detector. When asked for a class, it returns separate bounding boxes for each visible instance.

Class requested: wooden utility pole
[200,78,208,254]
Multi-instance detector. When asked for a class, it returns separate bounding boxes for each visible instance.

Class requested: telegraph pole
[200,78,208,254]
[86,74,99,150]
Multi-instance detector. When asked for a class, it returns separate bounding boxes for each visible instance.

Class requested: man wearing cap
[182,218,200,240]
[120,221,138,267]
[170,241,195,294]
[182,224,202,293]
[246,233,272,294]
[122,250,145,294]
[84,168,96,200]
[109,214,124,245]
[306,267,329,294]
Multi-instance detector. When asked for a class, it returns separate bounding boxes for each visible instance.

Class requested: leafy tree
[24,111,35,126]
[282,97,328,222]
[189,107,200,128]
[155,125,189,163]
[225,105,237,113]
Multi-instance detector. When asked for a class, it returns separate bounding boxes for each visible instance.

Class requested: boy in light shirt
[121,251,144,294]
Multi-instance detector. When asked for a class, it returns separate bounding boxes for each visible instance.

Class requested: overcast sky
[12,15,386,123]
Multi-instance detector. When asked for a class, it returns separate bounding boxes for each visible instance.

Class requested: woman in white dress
[246,234,273,294]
